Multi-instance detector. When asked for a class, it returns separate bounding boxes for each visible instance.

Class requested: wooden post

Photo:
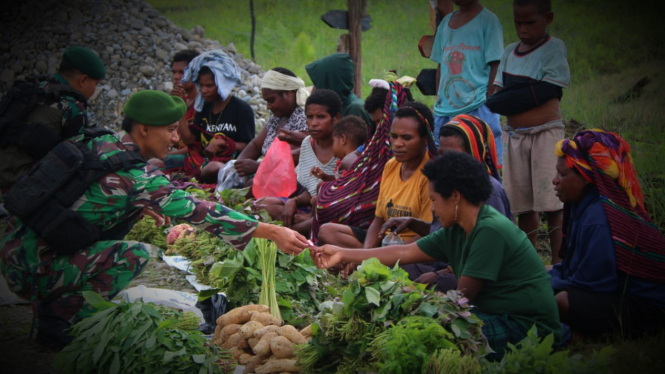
[347,0,365,98]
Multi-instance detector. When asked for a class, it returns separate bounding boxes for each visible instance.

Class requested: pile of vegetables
[56,292,235,374]
[125,216,168,249]
[295,258,489,374]
[212,304,309,374]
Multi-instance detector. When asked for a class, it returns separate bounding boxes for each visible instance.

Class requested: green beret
[123,90,186,126]
[60,46,106,79]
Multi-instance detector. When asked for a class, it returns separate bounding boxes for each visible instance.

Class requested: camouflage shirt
[1,131,258,270]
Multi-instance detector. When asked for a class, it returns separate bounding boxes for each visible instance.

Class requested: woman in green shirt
[311,151,560,360]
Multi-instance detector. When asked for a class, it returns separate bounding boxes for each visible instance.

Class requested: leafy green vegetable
[425,348,481,374]
[369,316,457,374]
[125,216,169,249]
[56,292,235,374]
[296,258,488,374]
[480,326,614,374]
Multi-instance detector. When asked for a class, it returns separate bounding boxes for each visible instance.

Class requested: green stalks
[256,238,282,323]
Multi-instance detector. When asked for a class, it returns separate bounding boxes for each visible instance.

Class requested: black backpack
[5,138,146,256]
[0,76,88,160]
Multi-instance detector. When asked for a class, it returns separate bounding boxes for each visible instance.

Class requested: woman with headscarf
[178,50,256,182]
[549,129,665,340]
[234,67,309,179]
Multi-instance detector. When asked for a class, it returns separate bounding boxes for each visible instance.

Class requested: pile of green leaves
[425,348,481,374]
[125,216,169,249]
[296,258,489,374]
[56,292,235,374]
[369,316,457,374]
[207,238,333,328]
[480,326,614,374]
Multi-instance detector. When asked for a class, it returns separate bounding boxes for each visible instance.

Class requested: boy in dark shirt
[488,0,570,262]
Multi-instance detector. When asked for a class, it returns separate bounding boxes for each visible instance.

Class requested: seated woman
[317,102,437,250]
[260,89,342,235]
[311,152,561,361]
[179,50,256,182]
[234,67,309,182]
[393,114,511,291]
[549,129,665,340]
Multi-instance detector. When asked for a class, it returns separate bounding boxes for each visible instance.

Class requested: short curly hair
[306,89,343,118]
[394,101,434,139]
[172,49,199,65]
[333,115,367,148]
[422,151,492,205]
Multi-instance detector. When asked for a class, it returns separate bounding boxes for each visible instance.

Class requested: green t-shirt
[417,205,560,343]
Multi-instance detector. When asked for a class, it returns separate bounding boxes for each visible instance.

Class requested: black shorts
[564,287,665,338]
[350,226,367,244]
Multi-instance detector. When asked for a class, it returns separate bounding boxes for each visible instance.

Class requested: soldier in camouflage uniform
[0,46,105,189]
[0,90,309,348]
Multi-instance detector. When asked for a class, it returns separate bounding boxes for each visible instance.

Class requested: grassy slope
[146,2,665,369]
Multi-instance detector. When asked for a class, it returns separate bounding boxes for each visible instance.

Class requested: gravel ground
[0,254,194,373]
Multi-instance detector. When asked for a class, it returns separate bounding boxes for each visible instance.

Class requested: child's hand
[311,166,324,179]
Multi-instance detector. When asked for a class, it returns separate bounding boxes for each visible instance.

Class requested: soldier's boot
[35,302,73,350]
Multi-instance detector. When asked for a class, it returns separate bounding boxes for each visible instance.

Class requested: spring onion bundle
[256,238,282,323]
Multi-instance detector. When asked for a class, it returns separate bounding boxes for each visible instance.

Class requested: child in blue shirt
[488,0,570,263]
[430,0,504,165]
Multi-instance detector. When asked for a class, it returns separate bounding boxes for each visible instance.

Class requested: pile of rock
[0,0,269,130]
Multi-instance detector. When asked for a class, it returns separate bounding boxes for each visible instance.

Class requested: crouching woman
[310,152,560,360]
[549,129,665,340]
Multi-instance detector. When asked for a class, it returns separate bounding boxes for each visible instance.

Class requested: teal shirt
[417,204,560,344]
[430,7,504,117]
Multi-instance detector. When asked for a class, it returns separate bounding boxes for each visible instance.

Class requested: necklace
[208,95,232,127]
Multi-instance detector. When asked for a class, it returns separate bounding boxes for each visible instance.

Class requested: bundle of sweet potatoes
[212,304,311,374]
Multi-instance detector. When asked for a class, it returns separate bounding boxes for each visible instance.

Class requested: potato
[217,309,251,327]
[243,355,264,374]
[299,325,312,338]
[270,336,294,359]
[277,325,306,344]
[250,311,282,326]
[248,337,260,350]
[239,353,254,365]
[254,325,280,339]
[255,359,300,374]
[239,321,265,339]
[238,338,250,350]
[253,332,278,357]
[230,347,243,361]
[222,332,242,349]
[219,324,241,344]
[217,305,270,326]
[212,323,225,346]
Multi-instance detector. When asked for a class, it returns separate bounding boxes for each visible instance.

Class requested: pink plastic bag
[252,138,297,199]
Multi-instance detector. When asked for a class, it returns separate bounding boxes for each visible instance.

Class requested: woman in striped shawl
[549,129,665,340]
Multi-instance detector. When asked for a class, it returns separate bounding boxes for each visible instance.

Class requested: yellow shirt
[375,154,433,240]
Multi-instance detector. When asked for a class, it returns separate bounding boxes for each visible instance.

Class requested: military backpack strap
[5,140,146,256]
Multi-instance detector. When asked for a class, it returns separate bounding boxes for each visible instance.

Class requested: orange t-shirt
[375,154,433,240]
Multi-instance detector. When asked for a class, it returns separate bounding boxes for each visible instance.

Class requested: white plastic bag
[216,160,245,195]
[117,285,205,322]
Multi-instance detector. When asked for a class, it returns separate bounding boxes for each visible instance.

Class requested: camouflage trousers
[1,219,150,323]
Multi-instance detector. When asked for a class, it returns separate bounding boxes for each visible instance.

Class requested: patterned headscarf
[441,114,501,181]
[398,105,438,160]
[556,129,665,283]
